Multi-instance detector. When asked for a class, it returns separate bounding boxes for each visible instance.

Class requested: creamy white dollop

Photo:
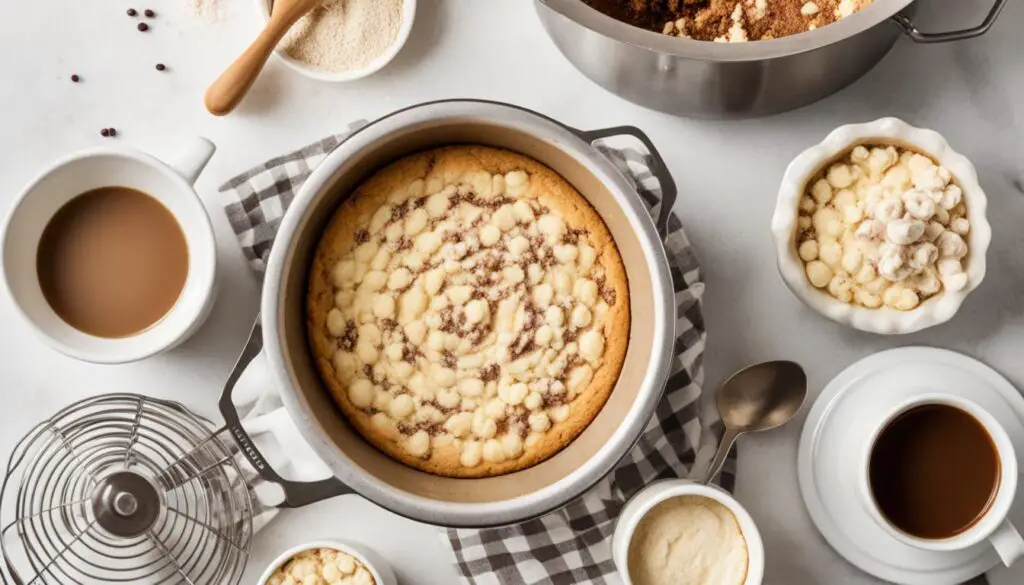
[627,496,749,585]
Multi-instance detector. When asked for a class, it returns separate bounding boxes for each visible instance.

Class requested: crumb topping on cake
[308,147,629,477]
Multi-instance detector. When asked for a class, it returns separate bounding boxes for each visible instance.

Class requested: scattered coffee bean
[155,63,166,71]
[137,22,149,32]
[108,128,117,137]
[127,8,137,17]
[101,128,110,137]
[71,74,80,83]
[144,9,155,18]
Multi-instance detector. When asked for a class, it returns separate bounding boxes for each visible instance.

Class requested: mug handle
[572,125,678,241]
[168,137,217,185]
[218,315,353,509]
[989,519,1024,567]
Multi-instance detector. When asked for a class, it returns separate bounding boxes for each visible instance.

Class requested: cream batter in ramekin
[627,495,749,585]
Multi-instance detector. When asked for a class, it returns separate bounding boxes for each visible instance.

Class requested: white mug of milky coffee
[1,138,218,364]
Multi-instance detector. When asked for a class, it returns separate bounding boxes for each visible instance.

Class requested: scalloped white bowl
[771,118,991,335]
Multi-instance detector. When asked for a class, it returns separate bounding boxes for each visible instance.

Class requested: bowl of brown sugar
[257,0,416,82]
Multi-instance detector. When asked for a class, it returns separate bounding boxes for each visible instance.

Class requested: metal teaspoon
[703,360,808,484]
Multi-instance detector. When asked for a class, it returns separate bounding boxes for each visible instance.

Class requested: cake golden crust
[307,146,629,478]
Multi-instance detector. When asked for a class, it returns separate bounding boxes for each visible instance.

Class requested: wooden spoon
[204,0,321,116]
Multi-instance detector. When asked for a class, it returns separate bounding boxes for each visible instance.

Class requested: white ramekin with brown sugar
[771,118,992,334]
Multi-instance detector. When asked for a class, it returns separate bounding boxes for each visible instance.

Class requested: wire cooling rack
[0,394,254,585]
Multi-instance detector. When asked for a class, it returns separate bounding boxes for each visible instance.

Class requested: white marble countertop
[1,0,1022,583]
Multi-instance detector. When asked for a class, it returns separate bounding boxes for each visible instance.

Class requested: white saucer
[798,346,1024,585]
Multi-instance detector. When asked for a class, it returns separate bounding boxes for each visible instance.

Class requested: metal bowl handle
[892,0,1006,43]
[573,125,678,240]
[218,316,353,509]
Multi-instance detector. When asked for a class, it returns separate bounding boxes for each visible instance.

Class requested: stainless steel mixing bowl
[535,0,1007,118]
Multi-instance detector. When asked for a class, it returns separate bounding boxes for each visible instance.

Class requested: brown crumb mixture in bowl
[582,0,875,42]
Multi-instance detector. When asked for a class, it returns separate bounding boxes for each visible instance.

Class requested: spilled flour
[189,0,223,22]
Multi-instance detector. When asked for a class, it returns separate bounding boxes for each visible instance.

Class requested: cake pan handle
[219,315,353,509]
[892,0,1006,43]
[574,125,677,240]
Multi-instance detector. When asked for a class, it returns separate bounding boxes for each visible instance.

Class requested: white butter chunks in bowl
[800,147,964,309]
[772,118,991,334]
[260,542,396,585]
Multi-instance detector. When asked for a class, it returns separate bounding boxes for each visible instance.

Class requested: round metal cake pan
[228,99,678,527]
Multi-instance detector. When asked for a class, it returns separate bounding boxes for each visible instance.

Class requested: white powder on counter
[281,0,403,72]
[190,0,223,21]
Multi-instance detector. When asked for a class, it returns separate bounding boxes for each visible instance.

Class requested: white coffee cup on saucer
[859,394,1024,567]
[1,138,218,364]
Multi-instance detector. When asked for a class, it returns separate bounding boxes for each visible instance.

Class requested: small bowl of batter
[612,481,764,585]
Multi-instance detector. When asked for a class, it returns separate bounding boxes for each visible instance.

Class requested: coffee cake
[307,146,630,477]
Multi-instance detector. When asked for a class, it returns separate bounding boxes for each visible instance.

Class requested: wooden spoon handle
[204,14,297,116]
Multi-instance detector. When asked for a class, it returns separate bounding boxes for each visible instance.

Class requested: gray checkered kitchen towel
[219,122,732,585]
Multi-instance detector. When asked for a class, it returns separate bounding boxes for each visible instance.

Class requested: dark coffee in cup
[869,403,1000,539]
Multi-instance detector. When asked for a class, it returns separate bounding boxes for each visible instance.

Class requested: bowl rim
[537,0,915,62]
[770,117,992,335]
[255,0,416,82]
[254,540,391,585]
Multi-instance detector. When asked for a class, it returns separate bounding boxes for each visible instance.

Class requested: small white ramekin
[771,117,992,335]
[612,481,764,585]
[256,0,416,82]
[256,540,396,585]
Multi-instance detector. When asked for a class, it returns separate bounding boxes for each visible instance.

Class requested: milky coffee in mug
[36,186,189,338]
